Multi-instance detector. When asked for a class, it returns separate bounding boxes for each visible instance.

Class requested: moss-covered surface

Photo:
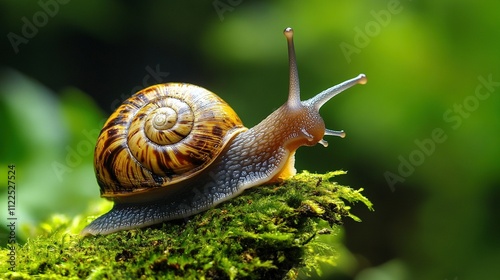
[1,171,372,279]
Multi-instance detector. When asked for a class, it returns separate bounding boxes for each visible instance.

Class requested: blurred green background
[1,0,499,279]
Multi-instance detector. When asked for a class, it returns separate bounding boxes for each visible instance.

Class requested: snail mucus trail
[82,27,367,236]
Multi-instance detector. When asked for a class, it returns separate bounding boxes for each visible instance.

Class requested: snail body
[82,28,366,236]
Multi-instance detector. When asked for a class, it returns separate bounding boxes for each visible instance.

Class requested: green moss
[1,171,372,279]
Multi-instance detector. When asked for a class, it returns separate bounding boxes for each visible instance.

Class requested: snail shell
[82,27,366,235]
[94,83,246,196]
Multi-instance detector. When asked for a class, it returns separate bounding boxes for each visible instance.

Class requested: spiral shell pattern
[94,83,246,196]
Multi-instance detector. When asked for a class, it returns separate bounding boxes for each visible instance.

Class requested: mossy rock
[1,171,372,279]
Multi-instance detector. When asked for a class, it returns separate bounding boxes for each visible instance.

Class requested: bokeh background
[1,0,499,279]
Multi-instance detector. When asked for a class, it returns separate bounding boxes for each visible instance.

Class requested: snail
[82,27,367,236]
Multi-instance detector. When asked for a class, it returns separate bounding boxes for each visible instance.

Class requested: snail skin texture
[82,27,367,236]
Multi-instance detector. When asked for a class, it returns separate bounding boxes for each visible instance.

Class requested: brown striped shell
[94,83,247,197]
